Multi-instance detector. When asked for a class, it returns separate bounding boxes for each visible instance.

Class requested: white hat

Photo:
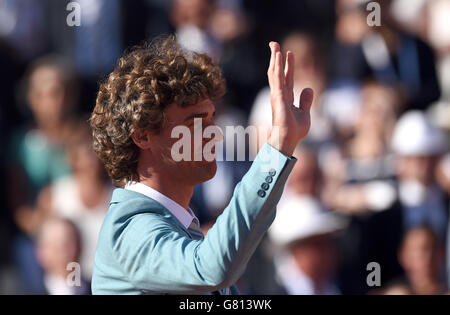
[269,196,348,246]
[391,110,445,156]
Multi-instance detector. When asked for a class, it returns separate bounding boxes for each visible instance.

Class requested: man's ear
[132,129,152,150]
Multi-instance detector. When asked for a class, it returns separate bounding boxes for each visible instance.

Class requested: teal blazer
[92,143,297,294]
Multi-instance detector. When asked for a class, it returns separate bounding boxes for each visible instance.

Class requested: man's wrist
[267,134,297,157]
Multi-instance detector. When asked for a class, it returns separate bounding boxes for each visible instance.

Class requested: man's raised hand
[267,41,313,157]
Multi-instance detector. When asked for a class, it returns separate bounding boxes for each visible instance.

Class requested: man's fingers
[284,51,294,90]
[268,42,281,87]
[268,42,277,74]
[299,88,314,112]
[274,51,284,91]
[284,51,295,104]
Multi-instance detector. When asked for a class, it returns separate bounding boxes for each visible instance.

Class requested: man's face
[359,84,397,134]
[290,234,338,284]
[172,0,214,29]
[28,66,70,126]
[151,99,220,186]
[399,228,441,280]
[36,220,79,274]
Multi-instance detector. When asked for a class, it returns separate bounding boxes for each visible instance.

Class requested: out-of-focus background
[0,0,449,295]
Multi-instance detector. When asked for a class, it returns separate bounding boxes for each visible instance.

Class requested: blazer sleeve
[112,142,297,293]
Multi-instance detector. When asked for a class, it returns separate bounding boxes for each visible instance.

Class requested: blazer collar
[110,188,195,230]
[124,182,196,229]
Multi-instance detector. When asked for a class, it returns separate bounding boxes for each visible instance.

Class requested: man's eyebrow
[184,111,216,122]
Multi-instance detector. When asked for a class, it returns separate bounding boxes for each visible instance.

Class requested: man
[36,217,91,295]
[397,226,447,295]
[391,111,448,242]
[269,195,347,295]
[90,36,313,294]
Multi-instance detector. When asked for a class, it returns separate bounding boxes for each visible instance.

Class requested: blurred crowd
[0,0,449,295]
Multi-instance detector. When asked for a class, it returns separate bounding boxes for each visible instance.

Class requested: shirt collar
[124,181,196,229]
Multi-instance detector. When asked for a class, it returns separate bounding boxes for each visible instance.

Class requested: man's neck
[136,149,194,210]
[138,175,194,210]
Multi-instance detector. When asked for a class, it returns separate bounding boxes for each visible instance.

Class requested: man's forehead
[161,99,215,128]
[187,99,215,111]
[168,99,215,116]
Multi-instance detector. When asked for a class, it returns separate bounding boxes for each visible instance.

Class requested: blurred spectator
[397,226,447,294]
[326,108,447,294]
[36,217,90,295]
[360,110,448,293]
[390,0,428,38]
[321,81,401,215]
[328,0,372,83]
[8,55,77,218]
[73,0,122,112]
[170,0,221,60]
[373,14,441,111]
[426,0,450,54]
[392,111,448,242]
[9,119,109,292]
[33,120,111,279]
[320,81,403,294]
[210,0,247,44]
[73,0,122,78]
[213,0,266,114]
[329,0,441,112]
[7,55,78,294]
[425,0,450,132]
[268,196,347,295]
[284,146,322,200]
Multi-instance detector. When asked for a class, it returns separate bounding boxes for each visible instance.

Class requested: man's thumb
[299,88,314,112]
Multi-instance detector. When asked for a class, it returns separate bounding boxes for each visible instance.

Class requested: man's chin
[195,160,217,183]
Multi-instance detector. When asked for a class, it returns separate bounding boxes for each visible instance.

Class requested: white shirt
[124,182,197,229]
[274,251,340,295]
[44,275,76,295]
[51,176,111,279]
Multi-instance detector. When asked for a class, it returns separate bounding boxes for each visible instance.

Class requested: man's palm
[267,42,313,156]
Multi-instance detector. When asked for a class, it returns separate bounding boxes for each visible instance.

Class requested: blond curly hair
[90,36,226,186]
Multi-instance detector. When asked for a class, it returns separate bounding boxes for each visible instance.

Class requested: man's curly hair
[90,36,226,186]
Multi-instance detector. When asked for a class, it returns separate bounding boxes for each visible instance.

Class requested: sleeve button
[257,190,266,198]
[261,183,270,191]
[265,176,273,184]
[269,169,276,176]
